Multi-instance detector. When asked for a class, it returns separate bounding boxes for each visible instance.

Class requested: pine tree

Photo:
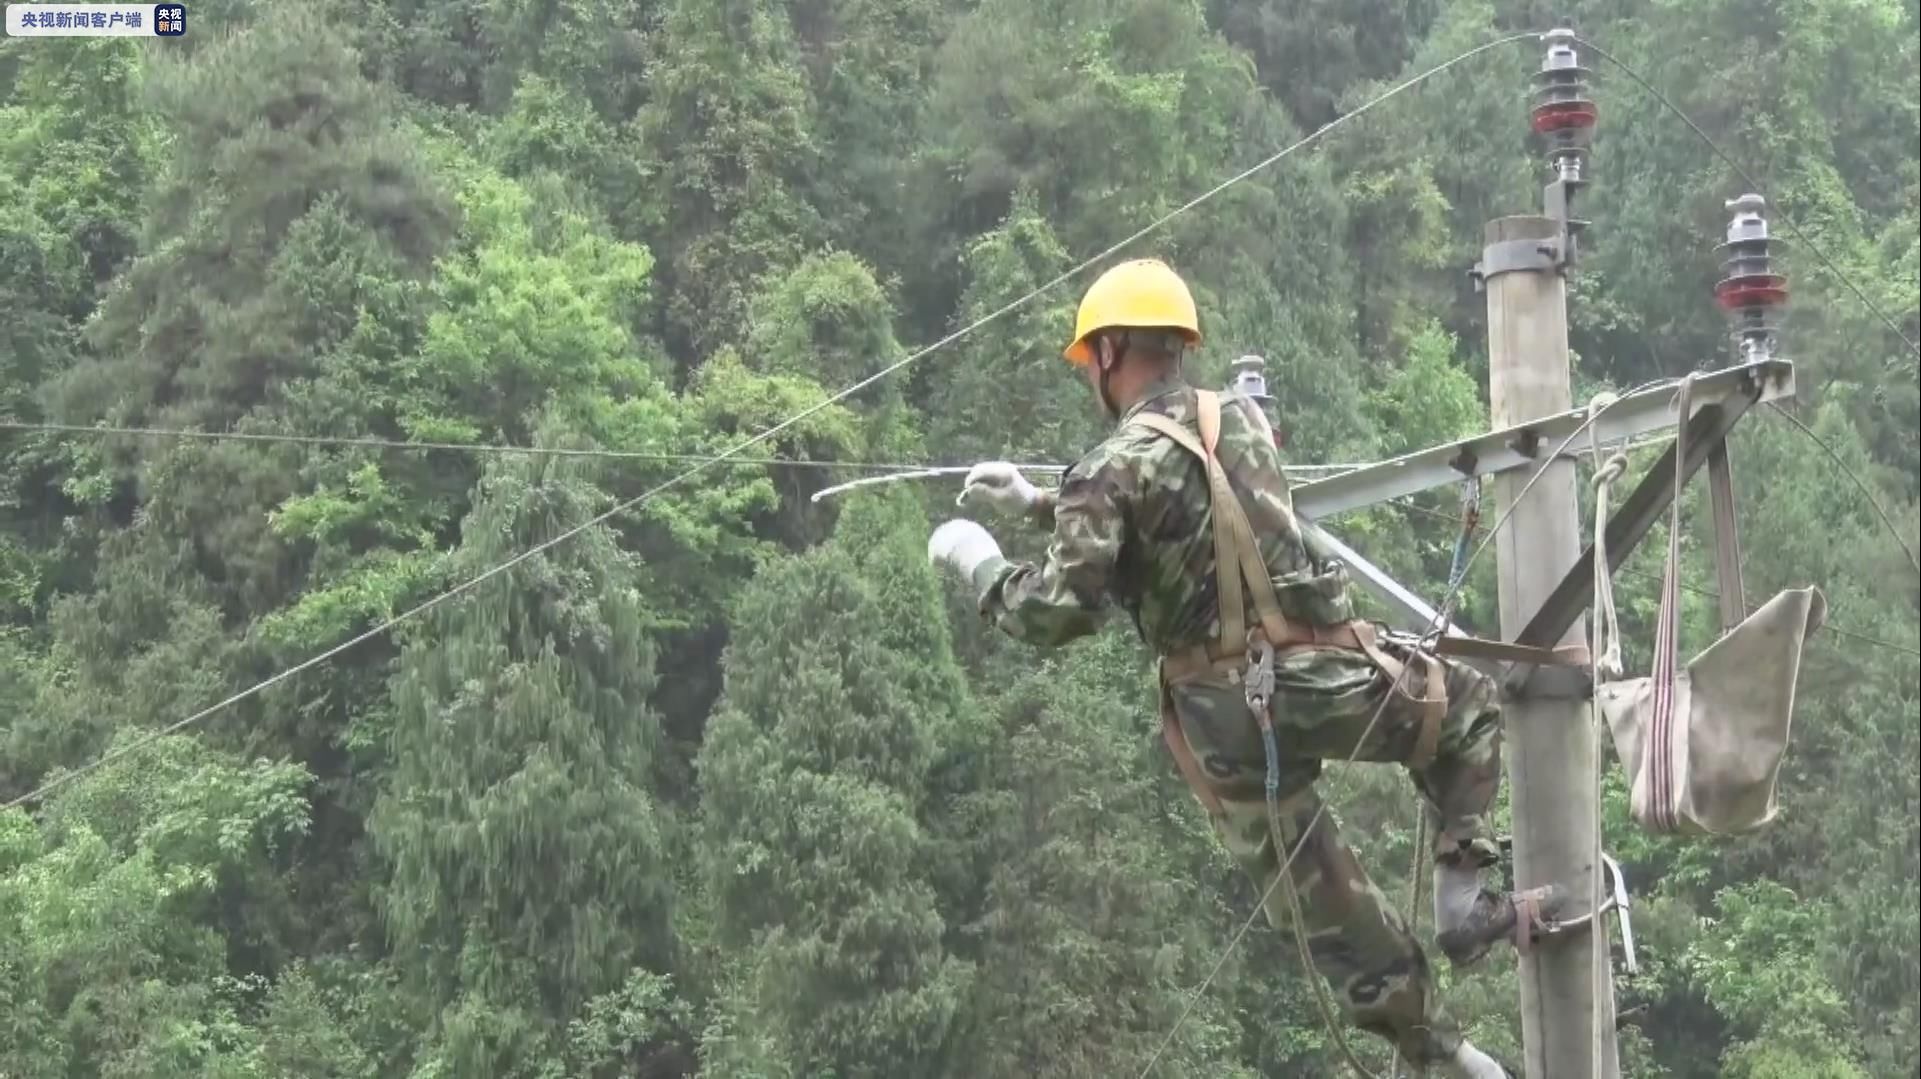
[744,250,903,394]
[636,0,826,364]
[920,193,1098,466]
[19,8,457,787]
[369,448,681,1074]
[696,493,971,1077]
[951,630,1257,1078]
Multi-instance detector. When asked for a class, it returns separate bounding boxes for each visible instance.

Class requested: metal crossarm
[1290,358,1794,520]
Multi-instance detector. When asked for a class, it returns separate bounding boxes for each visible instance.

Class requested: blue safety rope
[1260,721,1283,806]
[1246,637,1389,1078]
[1447,478,1483,591]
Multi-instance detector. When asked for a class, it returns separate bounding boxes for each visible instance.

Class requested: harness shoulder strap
[1195,393,1291,643]
[1132,406,1246,652]
[1130,391,1290,651]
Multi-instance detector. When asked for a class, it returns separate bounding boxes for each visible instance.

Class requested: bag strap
[1647,375,1695,833]
[1129,391,1291,653]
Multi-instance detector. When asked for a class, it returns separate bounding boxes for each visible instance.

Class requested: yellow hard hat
[1062,258,1201,365]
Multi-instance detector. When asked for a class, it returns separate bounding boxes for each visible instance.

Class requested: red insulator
[1714,275,1790,312]
[1531,100,1599,134]
[1531,29,1598,195]
[1714,195,1789,362]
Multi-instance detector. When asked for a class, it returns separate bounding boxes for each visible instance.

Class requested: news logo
[5,4,187,35]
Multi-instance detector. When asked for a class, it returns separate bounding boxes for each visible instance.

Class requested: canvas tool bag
[1593,378,1826,836]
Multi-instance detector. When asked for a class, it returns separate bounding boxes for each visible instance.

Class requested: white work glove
[1439,1041,1510,1079]
[956,462,1041,518]
[927,519,1003,580]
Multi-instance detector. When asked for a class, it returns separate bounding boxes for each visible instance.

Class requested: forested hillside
[2,1,1916,1076]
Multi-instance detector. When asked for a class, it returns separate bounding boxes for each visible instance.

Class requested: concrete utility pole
[1475,29,1621,1078]
[1276,36,1795,1076]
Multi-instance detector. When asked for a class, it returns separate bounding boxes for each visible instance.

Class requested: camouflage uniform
[970,375,1505,1067]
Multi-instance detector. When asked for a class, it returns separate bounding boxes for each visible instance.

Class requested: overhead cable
[1764,403,1919,574]
[0,419,1360,478]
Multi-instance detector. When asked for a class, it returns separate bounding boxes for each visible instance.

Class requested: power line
[1573,34,1921,359]
[1764,403,1919,574]
[3,29,1544,813]
[0,419,1360,477]
[0,419,937,472]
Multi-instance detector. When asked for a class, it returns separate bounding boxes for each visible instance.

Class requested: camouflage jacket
[973,375,1354,654]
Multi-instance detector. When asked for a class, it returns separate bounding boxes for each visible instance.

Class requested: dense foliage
[2,1,1916,1075]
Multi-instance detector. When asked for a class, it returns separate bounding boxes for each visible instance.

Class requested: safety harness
[1134,389,1450,1077]
[1127,389,1449,810]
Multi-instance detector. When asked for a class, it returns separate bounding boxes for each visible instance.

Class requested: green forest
[1,0,1916,1075]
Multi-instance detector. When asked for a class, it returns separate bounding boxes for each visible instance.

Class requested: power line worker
[927,258,1557,1078]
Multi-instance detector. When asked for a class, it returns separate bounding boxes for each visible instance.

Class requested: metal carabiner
[1244,630,1277,716]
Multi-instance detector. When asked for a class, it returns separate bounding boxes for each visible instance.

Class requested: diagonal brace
[1516,393,1761,650]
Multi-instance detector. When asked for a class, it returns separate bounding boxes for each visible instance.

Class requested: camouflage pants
[1160,633,1503,1066]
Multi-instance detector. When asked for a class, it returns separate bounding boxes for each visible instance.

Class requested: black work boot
[1432,859,1570,969]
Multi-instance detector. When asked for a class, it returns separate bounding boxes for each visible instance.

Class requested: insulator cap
[1723,193,1771,244]
[1228,354,1275,405]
